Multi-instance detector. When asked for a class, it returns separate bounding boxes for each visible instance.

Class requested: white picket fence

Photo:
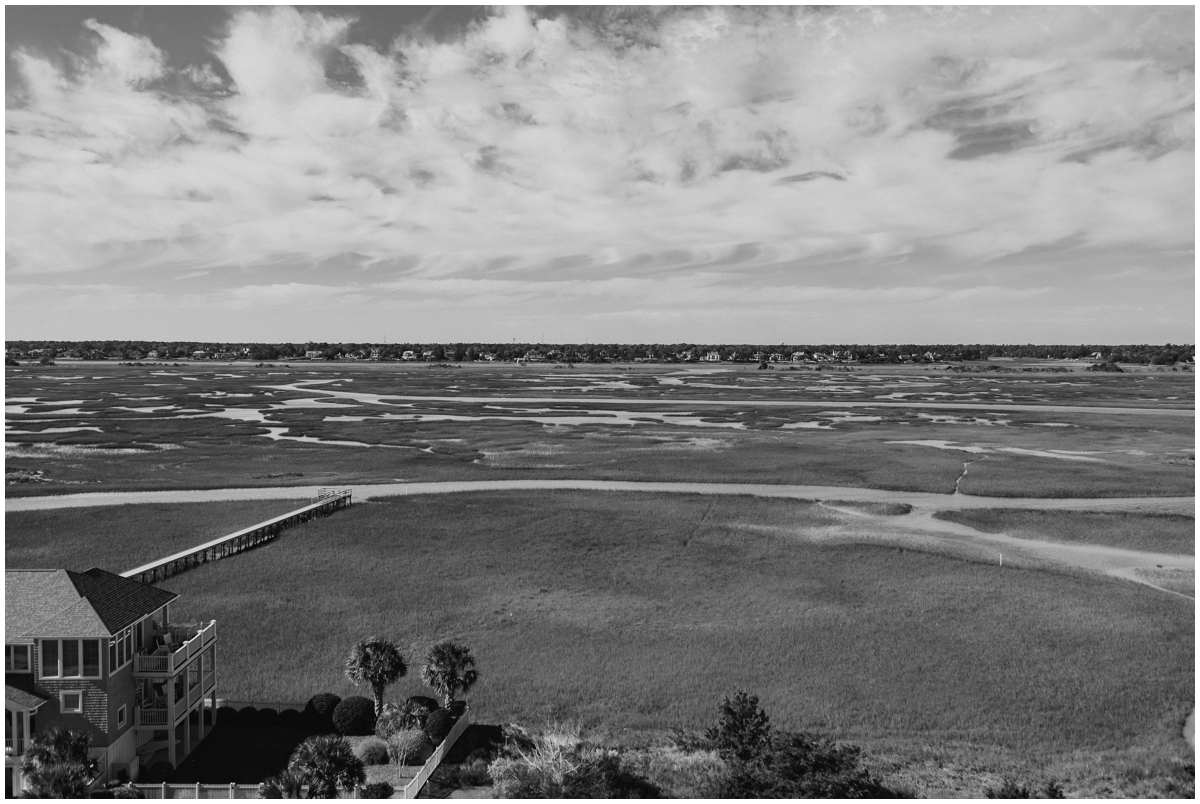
[130,707,471,799]
[399,707,471,799]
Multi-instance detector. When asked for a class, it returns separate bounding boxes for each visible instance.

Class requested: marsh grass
[161,491,1193,792]
[933,509,1195,555]
[4,500,305,572]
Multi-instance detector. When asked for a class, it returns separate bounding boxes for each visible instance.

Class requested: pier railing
[121,489,352,584]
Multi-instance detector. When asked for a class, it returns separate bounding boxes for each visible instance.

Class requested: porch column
[183,711,191,758]
[168,693,177,767]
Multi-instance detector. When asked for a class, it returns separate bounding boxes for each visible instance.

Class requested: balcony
[132,620,216,676]
[6,738,25,757]
[135,672,216,727]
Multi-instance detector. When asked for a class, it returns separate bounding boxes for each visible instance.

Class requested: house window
[117,705,127,728]
[60,691,83,714]
[39,640,102,679]
[4,645,30,672]
[107,628,134,673]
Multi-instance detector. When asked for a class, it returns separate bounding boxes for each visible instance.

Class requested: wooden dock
[121,488,352,584]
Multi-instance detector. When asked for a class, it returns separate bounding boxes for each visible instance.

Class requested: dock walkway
[121,488,351,584]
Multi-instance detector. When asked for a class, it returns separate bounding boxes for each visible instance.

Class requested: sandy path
[6,480,1194,515]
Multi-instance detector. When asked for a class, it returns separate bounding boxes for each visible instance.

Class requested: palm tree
[287,735,365,799]
[343,636,407,716]
[258,769,305,799]
[21,726,99,798]
[420,640,480,707]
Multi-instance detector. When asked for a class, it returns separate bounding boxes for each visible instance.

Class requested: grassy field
[4,500,305,573]
[934,509,1196,555]
[157,492,1194,795]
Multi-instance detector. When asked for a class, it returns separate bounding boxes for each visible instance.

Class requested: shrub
[278,709,303,730]
[361,781,394,799]
[304,693,342,733]
[389,729,434,765]
[985,778,1031,798]
[701,691,895,799]
[216,706,239,725]
[435,757,491,789]
[112,783,146,798]
[406,696,440,719]
[258,769,305,798]
[713,731,894,798]
[258,708,279,726]
[354,736,390,766]
[489,728,659,798]
[238,706,260,724]
[376,699,433,739]
[627,746,726,799]
[333,696,377,736]
[424,709,456,745]
[140,761,174,784]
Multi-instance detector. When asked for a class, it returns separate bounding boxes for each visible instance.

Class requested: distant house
[214,352,237,360]
[369,348,382,360]
[702,352,721,362]
[146,350,159,360]
[191,351,207,360]
[303,350,321,359]
[401,351,416,361]
[482,352,497,362]
[5,568,218,794]
[790,351,807,362]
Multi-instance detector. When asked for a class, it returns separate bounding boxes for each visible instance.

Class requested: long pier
[121,488,352,584]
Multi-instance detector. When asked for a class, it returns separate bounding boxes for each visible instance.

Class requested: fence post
[161,782,167,798]
[230,781,236,799]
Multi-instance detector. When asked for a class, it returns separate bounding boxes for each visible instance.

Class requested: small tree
[288,735,365,799]
[420,640,479,707]
[344,636,407,716]
[21,726,99,798]
[706,690,771,763]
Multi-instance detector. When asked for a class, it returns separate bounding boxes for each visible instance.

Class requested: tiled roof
[4,685,48,711]
[5,568,178,638]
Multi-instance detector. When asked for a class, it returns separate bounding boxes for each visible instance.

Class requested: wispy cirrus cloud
[4,5,1193,341]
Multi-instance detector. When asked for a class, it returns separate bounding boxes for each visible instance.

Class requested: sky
[5,5,1195,344]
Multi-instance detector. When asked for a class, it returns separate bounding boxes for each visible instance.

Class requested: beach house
[5,569,217,793]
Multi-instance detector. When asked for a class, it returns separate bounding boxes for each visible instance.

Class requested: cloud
[4,5,1193,340]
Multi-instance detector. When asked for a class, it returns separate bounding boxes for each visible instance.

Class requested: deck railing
[134,621,216,675]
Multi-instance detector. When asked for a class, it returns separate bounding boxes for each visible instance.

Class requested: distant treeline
[5,341,1194,365]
